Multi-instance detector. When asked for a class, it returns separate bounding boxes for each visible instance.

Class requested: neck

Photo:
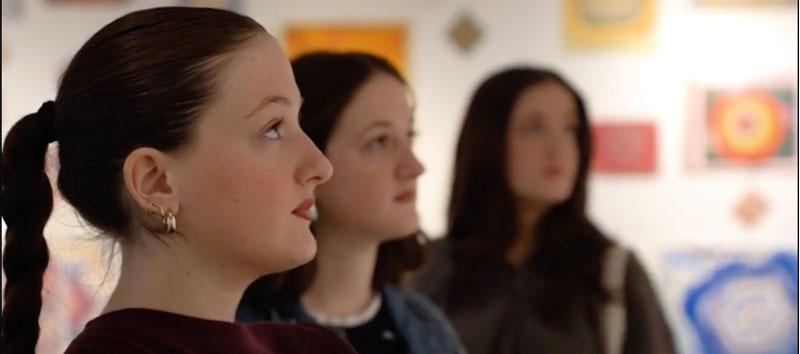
[301,221,380,319]
[506,200,549,267]
[103,232,250,322]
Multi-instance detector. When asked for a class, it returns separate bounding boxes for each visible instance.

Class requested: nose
[544,129,571,156]
[397,145,425,180]
[299,134,333,187]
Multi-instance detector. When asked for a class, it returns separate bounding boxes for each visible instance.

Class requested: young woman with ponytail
[1,7,356,354]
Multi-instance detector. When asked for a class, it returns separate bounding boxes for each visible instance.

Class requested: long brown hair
[1,7,265,353]
[242,52,426,304]
[446,67,611,326]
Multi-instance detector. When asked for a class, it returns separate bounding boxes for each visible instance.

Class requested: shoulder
[386,285,448,322]
[384,285,466,354]
[622,248,654,285]
[248,322,356,353]
[407,237,453,296]
[64,325,159,354]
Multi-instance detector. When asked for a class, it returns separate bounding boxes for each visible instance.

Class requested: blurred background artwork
[1,0,797,353]
[687,80,797,169]
[592,122,658,173]
[562,0,658,49]
[284,25,407,76]
[659,250,798,354]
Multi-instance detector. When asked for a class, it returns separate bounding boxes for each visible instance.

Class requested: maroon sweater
[64,308,357,354]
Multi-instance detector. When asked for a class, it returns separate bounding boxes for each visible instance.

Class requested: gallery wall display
[592,122,657,173]
[686,79,797,169]
[284,24,407,76]
[448,13,482,53]
[732,190,768,227]
[562,0,657,49]
[660,249,798,354]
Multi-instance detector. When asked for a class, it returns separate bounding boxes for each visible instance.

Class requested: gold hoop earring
[147,203,177,234]
[164,210,177,234]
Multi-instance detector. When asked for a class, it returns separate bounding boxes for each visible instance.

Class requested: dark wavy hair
[242,52,426,302]
[445,67,611,326]
[1,7,265,354]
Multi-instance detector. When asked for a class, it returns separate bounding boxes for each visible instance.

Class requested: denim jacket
[237,285,465,354]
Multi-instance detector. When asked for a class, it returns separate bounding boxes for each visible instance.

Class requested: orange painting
[284,25,407,76]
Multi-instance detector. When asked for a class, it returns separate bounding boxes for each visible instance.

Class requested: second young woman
[238,52,465,354]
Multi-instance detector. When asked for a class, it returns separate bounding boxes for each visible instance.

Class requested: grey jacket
[410,239,677,354]
[237,285,466,354]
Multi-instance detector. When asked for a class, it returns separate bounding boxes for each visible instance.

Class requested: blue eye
[263,120,285,139]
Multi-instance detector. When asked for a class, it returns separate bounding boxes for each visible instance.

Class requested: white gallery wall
[1,1,797,352]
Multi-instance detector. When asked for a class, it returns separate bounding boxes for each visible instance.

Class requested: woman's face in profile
[166,35,333,278]
[314,73,424,240]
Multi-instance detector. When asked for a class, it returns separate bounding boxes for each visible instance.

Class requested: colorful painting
[36,257,103,354]
[562,0,657,49]
[284,25,407,76]
[688,82,796,168]
[660,250,798,354]
[592,122,656,173]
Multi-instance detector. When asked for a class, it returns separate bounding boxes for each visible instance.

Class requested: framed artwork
[562,0,657,49]
[448,13,482,52]
[284,25,407,76]
[686,80,797,169]
[660,249,798,354]
[592,122,657,173]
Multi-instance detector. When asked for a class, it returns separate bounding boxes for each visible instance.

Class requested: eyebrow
[358,120,394,138]
[356,115,415,137]
[243,95,291,119]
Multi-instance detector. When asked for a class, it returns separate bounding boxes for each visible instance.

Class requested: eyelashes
[262,118,285,140]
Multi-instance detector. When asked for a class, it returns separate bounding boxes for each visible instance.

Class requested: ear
[122,147,181,215]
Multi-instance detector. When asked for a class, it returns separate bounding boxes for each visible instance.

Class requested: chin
[288,230,318,267]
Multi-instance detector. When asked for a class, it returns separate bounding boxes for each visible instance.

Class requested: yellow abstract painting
[563,0,657,49]
[284,25,407,76]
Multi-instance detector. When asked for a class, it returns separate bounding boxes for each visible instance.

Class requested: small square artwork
[687,81,797,168]
[448,13,482,52]
[284,25,407,76]
[733,191,768,227]
[562,0,657,49]
[592,122,656,173]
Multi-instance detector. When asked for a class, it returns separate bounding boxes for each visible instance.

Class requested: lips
[292,198,315,221]
[544,166,563,177]
[394,189,416,203]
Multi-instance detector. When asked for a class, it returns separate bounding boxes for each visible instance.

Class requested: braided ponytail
[2,101,59,354]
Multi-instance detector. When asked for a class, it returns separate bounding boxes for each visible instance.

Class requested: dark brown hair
[242,52,426,303]
[446,67,611,326]
[1,7,266,353]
